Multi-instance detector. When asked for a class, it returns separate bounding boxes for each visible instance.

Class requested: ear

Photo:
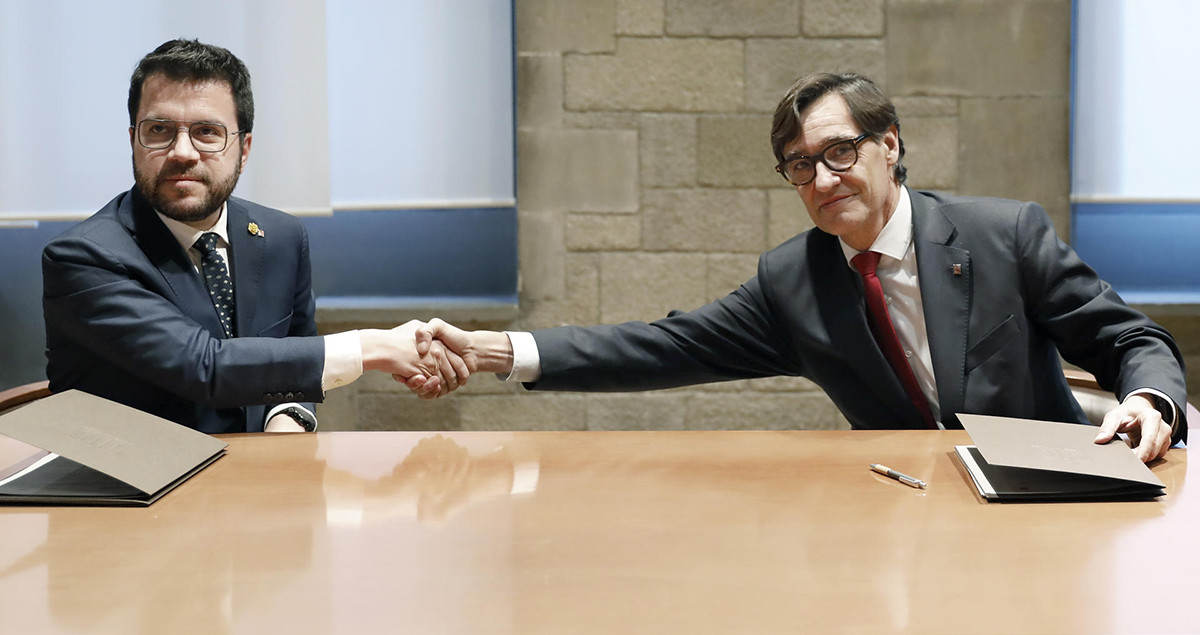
[129,126,136,149]
[881,124,900,167]
[238,132,252,174]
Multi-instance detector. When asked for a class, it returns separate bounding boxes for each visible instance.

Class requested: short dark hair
[127,39,254,133]
[770,72,906,184]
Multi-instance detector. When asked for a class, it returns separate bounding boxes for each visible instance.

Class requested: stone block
[745,38,887,112]
[893,96,958,119]
[563,111,640,130]
[518,253,602,329]
[599,252,710,323]
[517,0,616,54]
[665,0,799,36]
[707,253,760,301]
[640,114,697,187]
[518,210,566,300]
[957,97,1070,236]
[696,115,778,187]
[518,128,639,213]
[684,392,843,430]
[767,188,814,248]
[617,0,665,35]
[886,0,1070,97]
[641,189,766,253]
[517,53,563,129]
[585,393,688,430]
[566,213,642,251]
[458,393,588,430]
[802,0,884,37]
[314,382,358,431]
[357,391,462,431]
[565,38,744,112]
[900,116,957,191]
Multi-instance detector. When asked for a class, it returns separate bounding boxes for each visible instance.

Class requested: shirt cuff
[322,330,364,392]
[499,331,541,383]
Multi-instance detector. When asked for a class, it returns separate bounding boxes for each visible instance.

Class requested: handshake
[361,318,509,399]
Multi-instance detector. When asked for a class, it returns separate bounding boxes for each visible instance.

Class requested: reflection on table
[0,430,1194,634]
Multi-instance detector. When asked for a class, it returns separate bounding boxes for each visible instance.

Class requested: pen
[869,463,926,489]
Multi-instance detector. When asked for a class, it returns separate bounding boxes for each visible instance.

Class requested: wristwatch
[277,406,318,432]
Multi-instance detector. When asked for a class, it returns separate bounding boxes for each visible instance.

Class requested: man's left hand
[1094,394,1172,463]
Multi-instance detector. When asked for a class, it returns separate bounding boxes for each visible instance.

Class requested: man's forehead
[138,74,236,116]
[785,94,859,154]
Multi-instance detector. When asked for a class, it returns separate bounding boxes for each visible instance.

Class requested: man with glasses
[417,71,1186,462]
[42,39,466,433]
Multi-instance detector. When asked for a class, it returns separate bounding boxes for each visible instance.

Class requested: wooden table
[0,430,1194,634]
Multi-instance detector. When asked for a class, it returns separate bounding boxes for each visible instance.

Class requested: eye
[827,141,856,161]
[192,124,223,140]
[146,122,172,135]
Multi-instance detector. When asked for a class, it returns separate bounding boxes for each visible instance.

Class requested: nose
[166,127,201,162]
[810,161,841,190]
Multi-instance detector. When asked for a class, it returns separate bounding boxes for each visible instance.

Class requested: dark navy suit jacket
[43,187,324,433]
[528,190,1188,443]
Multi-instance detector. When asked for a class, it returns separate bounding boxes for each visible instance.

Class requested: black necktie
[194,232,236,338]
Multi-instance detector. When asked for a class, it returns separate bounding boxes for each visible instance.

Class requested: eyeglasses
[136,119,244,153]
[775,133,872,186]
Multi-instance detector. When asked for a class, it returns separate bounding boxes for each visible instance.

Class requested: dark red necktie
[851,251,937,429]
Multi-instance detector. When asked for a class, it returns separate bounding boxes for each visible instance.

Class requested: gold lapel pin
[248,222,264,237]
[952,263,962,276]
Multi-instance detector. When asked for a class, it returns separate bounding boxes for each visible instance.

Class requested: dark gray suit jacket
[529,190,1188,443]
[43,187,325,433]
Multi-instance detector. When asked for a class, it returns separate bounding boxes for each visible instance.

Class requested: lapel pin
[247,222,264,237]
[952,264,962,276]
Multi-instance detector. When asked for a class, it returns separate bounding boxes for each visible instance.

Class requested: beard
[133,153,242,224]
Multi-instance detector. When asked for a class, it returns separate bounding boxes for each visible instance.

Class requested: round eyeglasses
[775,132,871,186]
[136,119,244,153]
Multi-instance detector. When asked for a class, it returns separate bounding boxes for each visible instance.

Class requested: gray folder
[954,413,1165,502]
[0,390,227,506]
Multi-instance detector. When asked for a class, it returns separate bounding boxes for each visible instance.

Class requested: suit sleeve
[1015,202,1188,443]
[42,234,325,410]
[529,264,803,392]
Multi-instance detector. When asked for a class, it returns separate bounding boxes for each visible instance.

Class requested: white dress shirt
[838,187,942,426]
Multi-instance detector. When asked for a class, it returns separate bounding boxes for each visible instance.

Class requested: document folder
[954,413,1165,502]
[0,390,227,506]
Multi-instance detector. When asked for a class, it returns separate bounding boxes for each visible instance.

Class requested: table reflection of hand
[365,435,523,524]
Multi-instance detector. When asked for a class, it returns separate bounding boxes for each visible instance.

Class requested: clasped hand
[360,320,472,399]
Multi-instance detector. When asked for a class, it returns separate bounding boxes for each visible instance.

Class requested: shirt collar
[839,186,913,267]
[156,203,230,252]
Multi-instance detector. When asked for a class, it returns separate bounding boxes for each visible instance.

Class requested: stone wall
[320,0,1195,431]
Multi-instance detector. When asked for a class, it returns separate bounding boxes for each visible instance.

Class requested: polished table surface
[0,430,1194,634]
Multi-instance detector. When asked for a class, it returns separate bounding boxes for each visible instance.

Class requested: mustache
[156,166,208,183]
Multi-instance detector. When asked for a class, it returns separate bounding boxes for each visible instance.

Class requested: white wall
[1072,0,1200,201]
[0,0,513,219]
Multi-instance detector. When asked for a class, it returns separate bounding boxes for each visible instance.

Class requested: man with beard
[41,39,467,433]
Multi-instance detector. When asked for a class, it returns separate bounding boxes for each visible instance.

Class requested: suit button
[285,392,295,400]
[295,392,305,400]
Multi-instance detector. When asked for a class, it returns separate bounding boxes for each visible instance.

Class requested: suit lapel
[911,191,971,427]
[123,189,227,338]
[810,233,927,429]
[226,199,265,337]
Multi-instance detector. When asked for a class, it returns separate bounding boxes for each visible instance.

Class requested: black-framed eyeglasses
[136,119,245,153]
[775,132,872,186]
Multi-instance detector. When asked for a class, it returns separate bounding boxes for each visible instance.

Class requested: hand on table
[1094,394,1172,463]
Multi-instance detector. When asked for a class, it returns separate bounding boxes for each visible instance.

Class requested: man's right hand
[360,320,471,399]
[397,318,514,397]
